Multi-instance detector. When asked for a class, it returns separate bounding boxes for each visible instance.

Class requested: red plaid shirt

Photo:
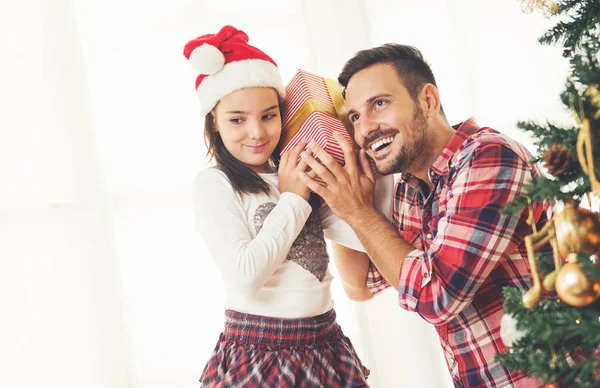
[367,118,545,388]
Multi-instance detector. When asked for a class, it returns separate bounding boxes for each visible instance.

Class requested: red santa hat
[183,25,286,116]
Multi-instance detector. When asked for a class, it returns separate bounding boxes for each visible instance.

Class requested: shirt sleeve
[397,143,537,325]
[365,262,392,295]
[192,169,312,294]
[320,204,365,251]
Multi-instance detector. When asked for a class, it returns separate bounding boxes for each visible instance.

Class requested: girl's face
[213,87,282,173]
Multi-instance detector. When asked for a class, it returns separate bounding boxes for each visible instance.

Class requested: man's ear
[420,83,441,119]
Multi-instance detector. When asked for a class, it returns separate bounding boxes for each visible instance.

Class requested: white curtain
[2,1,570,387]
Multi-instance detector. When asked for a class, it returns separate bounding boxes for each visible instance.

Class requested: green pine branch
[539,0,600,57]
[570,41,600,87]
[499,3,600,386]
[516,120,580,154]
[497,287,600,387]
[502,75,600,214]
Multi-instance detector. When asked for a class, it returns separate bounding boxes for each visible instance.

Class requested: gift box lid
[280,69,355,147]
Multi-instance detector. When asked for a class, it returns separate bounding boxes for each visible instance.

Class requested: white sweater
[193,167,381,319]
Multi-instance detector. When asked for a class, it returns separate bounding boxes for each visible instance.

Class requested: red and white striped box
[279,69,355,167]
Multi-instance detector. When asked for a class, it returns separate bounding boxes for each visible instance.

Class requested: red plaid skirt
[199,309,370,387]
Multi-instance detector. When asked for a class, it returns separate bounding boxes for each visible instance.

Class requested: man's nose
[357,116,380,146]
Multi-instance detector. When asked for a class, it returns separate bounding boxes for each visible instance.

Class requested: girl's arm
[193,169,311,294]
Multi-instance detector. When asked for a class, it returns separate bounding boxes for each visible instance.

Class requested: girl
[184,26,370,387]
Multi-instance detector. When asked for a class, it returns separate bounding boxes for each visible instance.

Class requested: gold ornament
[519,0,559,17]
[523,199,561,309]
[522,200,600,308]
[553,201,600,258]
[543,269,558,293]
[555,254,600,307]
[593,353,600,382]
[521,96,600,309]
[577,118,600,198]
[584,85,600,120]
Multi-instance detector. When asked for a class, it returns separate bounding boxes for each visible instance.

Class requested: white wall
[2,1,572,387]
[1,1,130,387]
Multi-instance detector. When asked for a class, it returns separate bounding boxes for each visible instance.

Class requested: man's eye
[375,99,387,107]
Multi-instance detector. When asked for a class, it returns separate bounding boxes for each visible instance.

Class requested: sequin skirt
[199,309,370,387]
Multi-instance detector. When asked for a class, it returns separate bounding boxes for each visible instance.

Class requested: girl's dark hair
[204,111,280,195]
[204,109,321,207]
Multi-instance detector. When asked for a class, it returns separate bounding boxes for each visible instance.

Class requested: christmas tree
[496,1,600,387]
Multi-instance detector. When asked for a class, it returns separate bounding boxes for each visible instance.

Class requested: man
[298,44,545,387]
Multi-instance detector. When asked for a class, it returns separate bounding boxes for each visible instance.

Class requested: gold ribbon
[280,77,354,147]
[324,78,354,138]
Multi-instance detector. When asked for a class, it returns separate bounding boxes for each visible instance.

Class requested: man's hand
[298,132,375,224]
[299,132,412,290]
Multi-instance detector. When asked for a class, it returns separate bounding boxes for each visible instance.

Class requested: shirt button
[449,358,455,365]
[423,272,429,279]
[429,170,435,177]
[426,233,432,239]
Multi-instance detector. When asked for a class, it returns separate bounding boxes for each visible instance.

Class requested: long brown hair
[204,106,321,208]
[204,111,282,195]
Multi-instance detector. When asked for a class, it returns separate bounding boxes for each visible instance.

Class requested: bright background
[1,1,572,387]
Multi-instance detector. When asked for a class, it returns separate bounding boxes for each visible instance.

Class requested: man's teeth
[370,136,394,152]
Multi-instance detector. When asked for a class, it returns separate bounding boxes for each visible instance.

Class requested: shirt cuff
[398,249,432,311]
[366,261,391,295]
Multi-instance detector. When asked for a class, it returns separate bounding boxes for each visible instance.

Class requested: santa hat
[183,25,286,117]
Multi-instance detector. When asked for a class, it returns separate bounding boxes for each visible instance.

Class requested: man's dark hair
[338,44,443,113]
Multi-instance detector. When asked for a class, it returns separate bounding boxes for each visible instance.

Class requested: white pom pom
[500,313,526,347]
[189,44,225,75]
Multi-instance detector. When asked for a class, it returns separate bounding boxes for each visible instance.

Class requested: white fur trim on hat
[189,43,225,75]
[197,59,286,116]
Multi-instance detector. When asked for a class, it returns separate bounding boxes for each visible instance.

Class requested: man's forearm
[346,207,415,289]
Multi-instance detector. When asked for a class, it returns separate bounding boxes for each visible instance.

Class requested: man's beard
[375,105,430,176]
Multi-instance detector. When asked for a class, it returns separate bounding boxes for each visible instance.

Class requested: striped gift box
[279,69,355,167]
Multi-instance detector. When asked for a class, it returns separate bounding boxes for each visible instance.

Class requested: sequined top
[193,167,376,319]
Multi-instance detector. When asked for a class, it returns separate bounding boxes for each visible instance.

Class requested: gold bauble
[555,262,600,307]
[519,0,559,17]
[553,202,600,257]
[523,284,542,309]
[543,270,558,292]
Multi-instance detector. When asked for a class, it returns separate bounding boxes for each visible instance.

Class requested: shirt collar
[430,117,480,178]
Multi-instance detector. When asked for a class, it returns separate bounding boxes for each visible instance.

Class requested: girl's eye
[230,117,244,124]
[350,114,360,123]
[263,113,277,120]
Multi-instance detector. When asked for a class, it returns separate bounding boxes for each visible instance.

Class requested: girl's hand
[278,139,311,201]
